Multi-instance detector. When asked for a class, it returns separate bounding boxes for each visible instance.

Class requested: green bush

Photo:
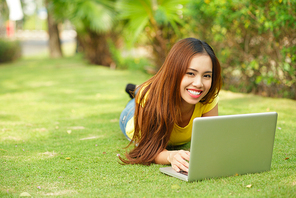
[186,0,296,99]
[108,39,153,72]
[0,39,22,63]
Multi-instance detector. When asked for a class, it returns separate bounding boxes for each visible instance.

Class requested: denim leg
[119,99,135,141]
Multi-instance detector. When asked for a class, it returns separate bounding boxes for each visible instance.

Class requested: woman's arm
[154,149,190,172]
[156,103,218,172]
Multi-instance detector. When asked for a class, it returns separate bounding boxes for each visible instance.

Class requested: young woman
[119,38,222,173]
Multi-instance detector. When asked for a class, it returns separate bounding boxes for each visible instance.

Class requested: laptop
[160,112,278,182]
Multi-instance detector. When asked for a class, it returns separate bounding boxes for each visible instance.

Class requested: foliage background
[186,0,296,99]
[0,39,21,62]
[51,0,296,99]
[1,0,295,100]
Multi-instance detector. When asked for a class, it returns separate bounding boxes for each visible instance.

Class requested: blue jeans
[119,99,135,141]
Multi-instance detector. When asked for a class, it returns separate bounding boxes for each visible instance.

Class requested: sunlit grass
[0,55,295,197]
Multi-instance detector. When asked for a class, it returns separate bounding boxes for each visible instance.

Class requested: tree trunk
[46,1,63,58]
[148,25,176,70]
[77,30,113,66]
[152,37,167,69]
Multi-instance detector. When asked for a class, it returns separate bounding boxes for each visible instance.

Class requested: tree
[116,0,189,69]
[0,0,10,37]
[187,0,296,99]
[51,0,117,66]
[46,0,63,58]
[0,0,9,22]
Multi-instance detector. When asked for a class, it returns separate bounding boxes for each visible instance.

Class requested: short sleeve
[136,85,149,107]
[202,96,219,114]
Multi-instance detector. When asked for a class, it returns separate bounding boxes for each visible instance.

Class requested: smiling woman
[119,38,222,173]
[180,55,213,107]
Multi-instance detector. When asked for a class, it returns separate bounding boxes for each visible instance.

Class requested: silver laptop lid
[187,112,277,182]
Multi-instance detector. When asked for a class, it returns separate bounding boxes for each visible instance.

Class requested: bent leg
[119,99,135,141]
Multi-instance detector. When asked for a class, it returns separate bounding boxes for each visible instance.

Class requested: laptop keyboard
[179,170,188,176]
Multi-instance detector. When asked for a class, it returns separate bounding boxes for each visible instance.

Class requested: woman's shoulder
[195,96,219,113]
[136,84,150,106]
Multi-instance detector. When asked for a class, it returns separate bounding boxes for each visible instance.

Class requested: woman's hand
[167,150,190,172]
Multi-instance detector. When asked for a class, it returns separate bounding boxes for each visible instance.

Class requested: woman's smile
[187,89,203,98]
[180,54,213,107]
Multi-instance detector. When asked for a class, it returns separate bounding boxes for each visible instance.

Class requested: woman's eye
[187,72,194,76]
[204,74,212,78]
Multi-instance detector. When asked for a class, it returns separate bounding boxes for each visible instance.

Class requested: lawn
[0,55,295,197]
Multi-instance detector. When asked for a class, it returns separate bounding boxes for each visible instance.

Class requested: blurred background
[0,0,295,99]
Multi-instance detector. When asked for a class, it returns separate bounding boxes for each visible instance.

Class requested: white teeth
[188,90,201,95]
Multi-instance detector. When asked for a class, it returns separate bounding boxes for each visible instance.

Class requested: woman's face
[180,54,212,108]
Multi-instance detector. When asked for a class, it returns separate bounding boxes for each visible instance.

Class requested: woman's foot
[125,83,136,99]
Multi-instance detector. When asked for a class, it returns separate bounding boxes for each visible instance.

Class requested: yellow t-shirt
[125,96,219,145]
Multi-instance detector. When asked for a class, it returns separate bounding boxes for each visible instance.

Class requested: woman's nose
[192,76,203,88]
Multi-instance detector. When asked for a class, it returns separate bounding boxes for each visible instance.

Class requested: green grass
[0,55,295,197]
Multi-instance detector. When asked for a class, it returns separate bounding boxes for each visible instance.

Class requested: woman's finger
[172,160,189,172]
[172,152,190,172]
[172,164,180,172]
[179,150,190,161]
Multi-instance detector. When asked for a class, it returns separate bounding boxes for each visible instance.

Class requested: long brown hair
[120,38,222,165]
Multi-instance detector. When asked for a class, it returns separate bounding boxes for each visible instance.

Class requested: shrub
[0,39,22,63]
[186,0,296,99]
[108,39,153,72]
